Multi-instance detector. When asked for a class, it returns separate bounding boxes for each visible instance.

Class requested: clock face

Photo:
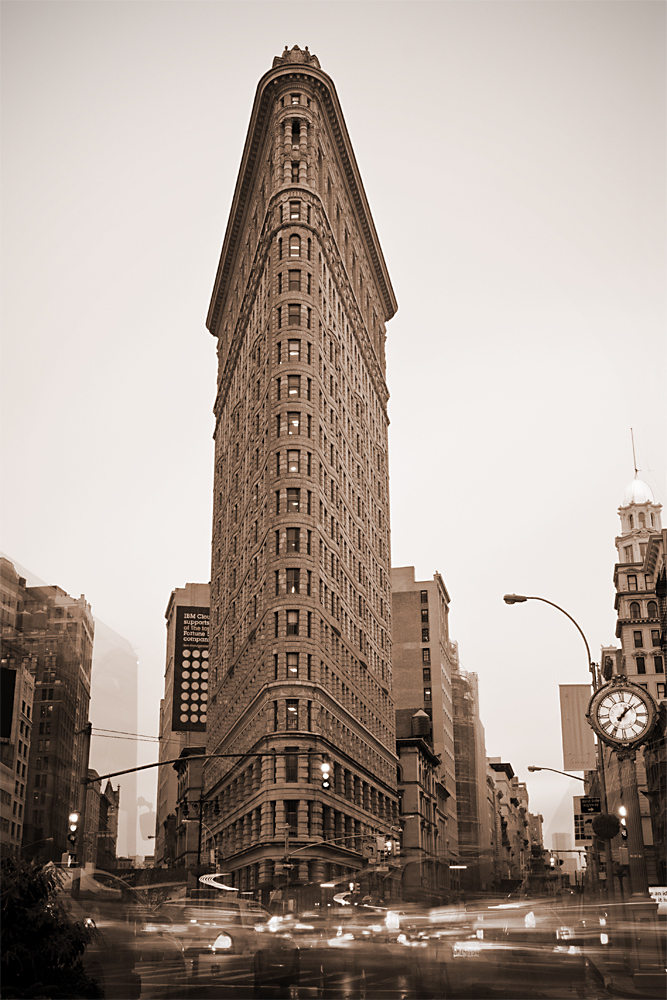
[595,689,651,743]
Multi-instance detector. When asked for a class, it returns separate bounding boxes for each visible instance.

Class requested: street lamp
[527,765,586,783]
[503,592,614,900]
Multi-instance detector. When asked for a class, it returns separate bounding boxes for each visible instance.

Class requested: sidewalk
[586,950,665,999]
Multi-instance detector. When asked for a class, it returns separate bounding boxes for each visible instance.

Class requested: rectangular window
[274,652,279,678]
[421,627,429,642]
[654,655,664,674]
[291,162,299,183]
[275,530,280,555]
[634,631,644,648]
[278,272,283,294]
[275,490,280,513]
[290,201,301,220]
[628,575,638,591]
[624,546,634,562]
[307,652,312,677]
[291,94,300,105]
[287,490,300,515]
[287,611,299,636]
[285,799,298,832]
[287,449,300,473]
[636,656,646,674]
[421,609,429,623]
[285,752,298,782]
[288,375,300,398]
[420,590,428,604]
[288,339,301,361]
[657,683,665,699]
[286,527,300,552]
[286,701,299,730]
[288,304,301,326]
[288,270,301,291]
[287,412,300,435]
[287,569,300,594]
[287,652,299,677]
[423,688,432,703]
[274,701,279,731]
[422,648,431,664]
[275,571,280,596]
[274,614,279,639]
[651,630,660,647]
[307,570,312,596]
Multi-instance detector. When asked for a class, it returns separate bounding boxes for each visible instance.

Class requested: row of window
[632,628,662,647]
[626,574,654,591]
[628,601,659,619]
[277,304,312,329]
[275,568,312,596]
[276,412,312,437]
[275,492,312,516]
[634,655,663,675]
[277,234,311,260]
[277,339,311,363]
[277,270,311,294]
[276,375,311,400]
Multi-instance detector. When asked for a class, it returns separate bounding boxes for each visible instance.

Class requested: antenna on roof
[630,428,639,478]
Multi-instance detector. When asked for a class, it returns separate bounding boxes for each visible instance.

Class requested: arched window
[629,514,634,528]
[648,601,658,618]
[289,234,301,258]
[639,512,646,527]
[630,602,641,619]
[650,513,655,526]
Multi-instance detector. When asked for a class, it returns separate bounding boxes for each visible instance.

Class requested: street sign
[580,797,601,814]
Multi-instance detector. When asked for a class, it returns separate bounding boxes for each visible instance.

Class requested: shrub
[1,857,103,998]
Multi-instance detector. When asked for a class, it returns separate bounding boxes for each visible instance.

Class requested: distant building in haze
[1,558,36,857]
[204,46,398,905]
[452,652,493,890]
[0,558,94,862]
[88,618,139,859]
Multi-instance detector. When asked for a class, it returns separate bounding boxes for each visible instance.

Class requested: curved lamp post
[527,765,586,783]
[503,593,613,900]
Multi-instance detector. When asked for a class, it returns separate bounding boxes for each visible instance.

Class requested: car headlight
[212,934,234,951]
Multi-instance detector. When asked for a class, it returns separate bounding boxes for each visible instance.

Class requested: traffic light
[67,811,79,857]
[619,806,628,840]
[321,759,331,790]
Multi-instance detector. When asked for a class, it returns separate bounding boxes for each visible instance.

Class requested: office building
[203,46,398,903]
[1,559,35,856]
[597,477,664,885]
[155,582,210,868]
[452,655,493,890]
[392,567,458,860]
[0,558,93,861]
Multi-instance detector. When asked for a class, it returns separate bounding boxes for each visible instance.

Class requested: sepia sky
[2,1,665,855]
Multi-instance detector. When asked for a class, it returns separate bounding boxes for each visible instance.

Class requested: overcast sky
[2,1,665,856]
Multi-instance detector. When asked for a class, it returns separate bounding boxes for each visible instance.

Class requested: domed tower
[612,475,664,694]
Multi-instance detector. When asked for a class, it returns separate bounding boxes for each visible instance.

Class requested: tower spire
[630,427,638,478]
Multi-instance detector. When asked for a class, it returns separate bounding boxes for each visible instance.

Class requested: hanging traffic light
[321,759,331,790]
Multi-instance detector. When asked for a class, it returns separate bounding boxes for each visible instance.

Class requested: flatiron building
[204,46,398,902]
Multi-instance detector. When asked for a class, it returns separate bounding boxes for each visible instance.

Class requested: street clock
[586,675,658,749]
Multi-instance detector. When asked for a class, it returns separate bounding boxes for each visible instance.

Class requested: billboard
[171,606,209,733]
[559,684,597,770]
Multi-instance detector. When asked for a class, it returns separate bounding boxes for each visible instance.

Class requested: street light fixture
[503,592,613,900]
[527,765,586,783]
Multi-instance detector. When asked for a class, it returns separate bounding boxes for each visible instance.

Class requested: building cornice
[207,56,397,338]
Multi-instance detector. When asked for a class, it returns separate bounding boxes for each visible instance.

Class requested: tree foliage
[1,857,103,999]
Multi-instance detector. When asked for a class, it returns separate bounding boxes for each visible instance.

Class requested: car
[139,894,300,998]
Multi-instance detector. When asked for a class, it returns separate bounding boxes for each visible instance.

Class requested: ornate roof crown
[272,45,321,69]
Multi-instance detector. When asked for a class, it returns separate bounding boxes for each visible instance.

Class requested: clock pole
[615,747,649,897]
